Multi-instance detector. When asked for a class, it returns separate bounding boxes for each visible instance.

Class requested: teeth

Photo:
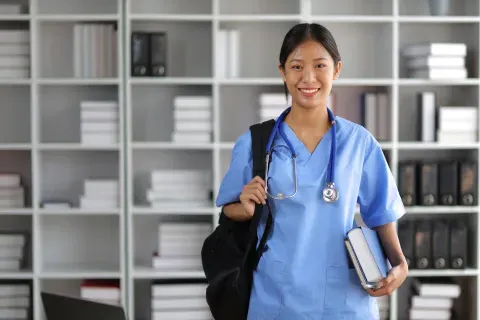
[301,89,318,93]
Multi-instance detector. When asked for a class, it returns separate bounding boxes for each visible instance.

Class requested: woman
[216,23,408,319]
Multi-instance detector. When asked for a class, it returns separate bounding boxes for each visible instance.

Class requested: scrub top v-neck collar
[278,120,334,168]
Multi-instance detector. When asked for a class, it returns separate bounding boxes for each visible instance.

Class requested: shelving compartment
[36,0,119,15]
[39,278,123,320]
[399,0,479,16]
[0,85,31,144]
[132,214,212,275]
[130,84,212,143]
[129,20,212,78]
[311,0,392,16]
[398,85,478,143]
[0,215,32,274]
[0,150,32,209]
[131,149,213,211]
[38,150,119,209]
[39,85,120,144]
[217,21,298,79]
[130,0,212,15]
[38,21,119,79]
[39,215,120,274]
[399,22,479,79]
[219,0,299,15]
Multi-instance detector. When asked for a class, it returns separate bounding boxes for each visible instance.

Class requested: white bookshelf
[0,0,478,319]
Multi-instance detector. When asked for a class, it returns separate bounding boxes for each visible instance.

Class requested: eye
[291,65,302,70]
[316,64,326,68]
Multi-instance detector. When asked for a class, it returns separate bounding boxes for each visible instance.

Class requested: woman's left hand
[366,261,408,297]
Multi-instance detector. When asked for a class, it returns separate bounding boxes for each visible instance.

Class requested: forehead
[288,40,329,61]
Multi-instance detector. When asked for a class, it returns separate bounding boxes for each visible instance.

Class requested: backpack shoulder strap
[248,119,276,269]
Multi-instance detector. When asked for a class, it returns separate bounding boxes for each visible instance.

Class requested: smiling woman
[215,23,409,320]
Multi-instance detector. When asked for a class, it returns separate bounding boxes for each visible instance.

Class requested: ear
[333,61,342,80]
[278,64,287,82]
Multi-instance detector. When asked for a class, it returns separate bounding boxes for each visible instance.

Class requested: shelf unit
[0,0,479,319]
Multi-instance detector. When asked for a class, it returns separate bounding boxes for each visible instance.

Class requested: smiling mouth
[299,88,319,94]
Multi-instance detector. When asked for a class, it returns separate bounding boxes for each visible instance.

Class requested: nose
[301,66,316,83]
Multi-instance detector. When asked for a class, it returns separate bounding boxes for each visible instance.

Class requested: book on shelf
[344,226,391,290]
[402,42,468,80]
[0,29,30,79]
[79,100,119,145]
[0,4,28,14]
[0,282,31,320]
[80,178,118,209]
[0,173,25,209]
[73,23,117,78]
[0,232,28,272]
[216,29,239,78]
[171,95,212,144]
[80,279,121,306]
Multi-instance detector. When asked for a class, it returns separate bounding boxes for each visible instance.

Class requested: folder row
[151,281,211,320]
[80,100,119,145]
[171,96,212,144]
[399,218,468,270]
[0,29,30,79]
[398,161,477,207]
[146,169,212,208]
[402,42,468,79]
[152,222,211,272]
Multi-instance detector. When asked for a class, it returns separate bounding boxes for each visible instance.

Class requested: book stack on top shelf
[0,29,29,79]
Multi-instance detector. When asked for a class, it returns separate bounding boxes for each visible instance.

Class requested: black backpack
[201,119,276,320]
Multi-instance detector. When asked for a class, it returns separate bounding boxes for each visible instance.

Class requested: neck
[285,103,330,132]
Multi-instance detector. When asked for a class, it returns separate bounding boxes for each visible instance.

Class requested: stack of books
[80,179,118,209]
[408,278,461,320]
[258,93,291,123]
[73,23,117,78]
[80,279,121,306]
[216,29,240,78]
[0,232,27,271]
[146,169,211,209]
[172,96,212,144]
[151,222,211,271]
[436,106,477,143]
[402,42,467,79]
[0,173,25,208]
[150,280,210,320]
[0,29,29,79]
[0,282,30,319]
[80,100,119,145]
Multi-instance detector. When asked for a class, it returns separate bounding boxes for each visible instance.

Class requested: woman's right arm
[224,176,267,221]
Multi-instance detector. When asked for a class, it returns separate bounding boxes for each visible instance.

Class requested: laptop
[41,291,127,320]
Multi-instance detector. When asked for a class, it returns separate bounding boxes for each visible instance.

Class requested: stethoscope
[264,106,338,203]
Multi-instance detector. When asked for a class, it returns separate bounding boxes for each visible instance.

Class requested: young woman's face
[279,40,341,110]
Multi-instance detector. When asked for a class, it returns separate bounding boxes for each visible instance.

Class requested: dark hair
[279,23,341,101]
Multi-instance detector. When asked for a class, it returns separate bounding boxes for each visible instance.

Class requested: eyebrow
[290,57,328,62]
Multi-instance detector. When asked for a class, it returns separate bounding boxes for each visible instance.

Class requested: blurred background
[0,0,477,319]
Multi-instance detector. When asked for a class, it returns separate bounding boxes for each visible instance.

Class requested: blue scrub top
[216,116,406,320]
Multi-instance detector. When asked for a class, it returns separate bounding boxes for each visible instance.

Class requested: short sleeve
[357,137,406,228]
[215,131,253,207]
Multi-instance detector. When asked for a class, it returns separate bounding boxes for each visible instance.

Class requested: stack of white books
[408,278,461,320]
[0,282,30,319]
[146,169,211,208]
[80,100,119,145]
[80,179,118,209]
[0,233,26,271]
[80,279,121,306]
[0,29,30,79]
[0,173,25,208]
[152,222,211,271]
[258,93,291,123]
[402,42,468,79]
[151,281,211,320]
[436,106,477,143]
[172,96,212,144]
[216,29,239,78]
[73,23,117,78]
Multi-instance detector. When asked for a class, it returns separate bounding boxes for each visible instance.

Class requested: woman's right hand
[239,176,267,219]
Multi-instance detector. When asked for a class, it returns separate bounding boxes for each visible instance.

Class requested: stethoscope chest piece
[322,182,339,203]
